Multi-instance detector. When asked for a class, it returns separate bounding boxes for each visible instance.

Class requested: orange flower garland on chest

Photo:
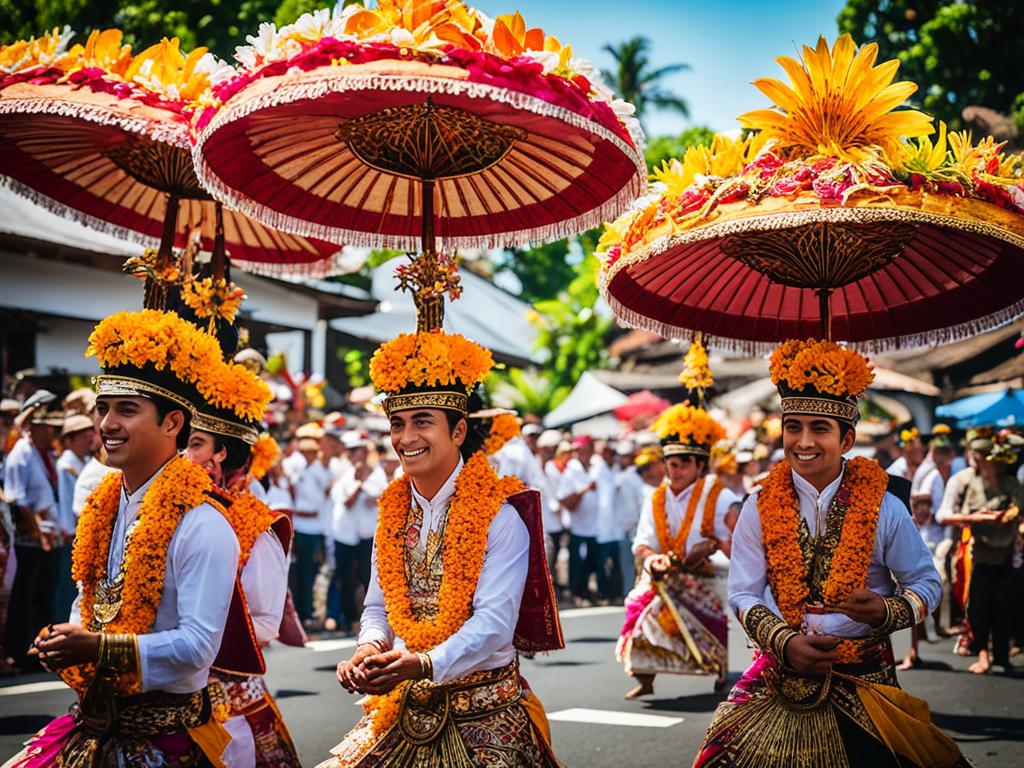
[757,456,888,662]
[653,477,706,558]
[374,450,525,652]
[218,490,278,568]
[61,456,213,693]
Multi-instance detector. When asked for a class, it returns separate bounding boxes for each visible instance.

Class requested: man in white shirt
[696,339,960,768]
[2,394,62,670]
[7,309,239,767]
[323,328,560,766]
[558,436,602,604]
[593,440,624,601]
[614,444,662,593]
[53,413,97,622]
[286,433,332,625]
[537,430,566,580]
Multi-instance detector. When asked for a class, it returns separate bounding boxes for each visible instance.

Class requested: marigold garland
[369,330,494,395]
[219,490,278,567]
[61,456,213,693]
[701,479,725,539]
[651,403,726,448]
[482,413,521,456]
[363,451,524,734]
[247,434,280,480]
[86,310,272,423]
[181,277,247,332]
[757,456,888,663]
[653,479,702,558]
[769,338,874,399]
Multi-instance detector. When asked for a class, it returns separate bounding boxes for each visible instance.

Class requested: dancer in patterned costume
[318,329,562,768]
[617,403,738,699]
[186,371,301,768]
[2,309,267,768]
[694,339,968,768]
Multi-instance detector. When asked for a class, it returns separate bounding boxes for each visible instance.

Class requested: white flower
[521,49,559,73]
[233,46,256,69]
[388,28,416,47]
[611,98,637,118]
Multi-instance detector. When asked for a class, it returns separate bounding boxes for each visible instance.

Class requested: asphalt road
[1,608,1021,766]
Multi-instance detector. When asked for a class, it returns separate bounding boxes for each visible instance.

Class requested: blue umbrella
[935,388,1024,428]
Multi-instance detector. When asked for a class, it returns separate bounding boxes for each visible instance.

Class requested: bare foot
[897,652,922,671]
[625,682,655,699]
[968,650,991,674]
[713,676,729,693]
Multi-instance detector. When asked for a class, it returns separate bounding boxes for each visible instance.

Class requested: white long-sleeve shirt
[56,450,85,537]
[72,457,117,517]
[285,454,332,535]
[729,462,940,639]
[557,458,600,537]
[242,529,289,644]
[71,464,239,693]
[357,459,529,684]
[632,475,737,556]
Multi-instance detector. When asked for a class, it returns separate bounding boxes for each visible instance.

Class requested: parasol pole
[816,288,833,341]
[144,194,181,309]
[211,202,227,282]
[416,178,444,332]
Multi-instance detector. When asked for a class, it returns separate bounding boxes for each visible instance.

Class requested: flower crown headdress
[651,402,726,459]
[769,338,874,426]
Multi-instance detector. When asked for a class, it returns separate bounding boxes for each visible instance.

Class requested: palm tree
[601,36,690,129]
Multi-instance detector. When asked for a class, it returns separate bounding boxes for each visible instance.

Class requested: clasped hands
[29,623,100,671]
[784,589,887,676]
[336,643,427,696]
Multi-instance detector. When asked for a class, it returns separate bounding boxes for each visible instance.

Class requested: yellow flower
[678,335,713,391]
[651,403,726,448]
[739,35,933,164]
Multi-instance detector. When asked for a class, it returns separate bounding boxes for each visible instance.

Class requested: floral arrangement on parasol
[0,27,352,304]
[597,35,1024,353]
[193,0,645,330]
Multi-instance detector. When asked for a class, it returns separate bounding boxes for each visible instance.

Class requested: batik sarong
[210,671,300,767]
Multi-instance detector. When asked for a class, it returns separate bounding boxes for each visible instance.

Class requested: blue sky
[473,0,847,137]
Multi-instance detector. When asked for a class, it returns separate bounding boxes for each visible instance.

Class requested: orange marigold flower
[769,338,874,398]
[651,403,726,448]
[483,413,521,456]
[369,331,494,395]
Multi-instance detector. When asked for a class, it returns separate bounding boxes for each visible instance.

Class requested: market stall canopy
[935,388,1024,428]
[543,371,628,428]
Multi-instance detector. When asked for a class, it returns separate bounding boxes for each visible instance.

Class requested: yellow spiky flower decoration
[651,403,726,452]
[739,34,933,163]
[678,334,714,394]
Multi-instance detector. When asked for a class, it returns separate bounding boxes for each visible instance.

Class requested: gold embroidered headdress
[770,338,874,426]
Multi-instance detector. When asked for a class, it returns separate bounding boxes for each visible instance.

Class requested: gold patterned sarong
[320,660,558,767]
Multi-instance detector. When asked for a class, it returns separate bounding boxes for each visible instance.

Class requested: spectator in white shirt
[53,413,97,621]
[558,436,602,604]
[594,440,623,601]
[537,431,566,582]
[286,436,332,625]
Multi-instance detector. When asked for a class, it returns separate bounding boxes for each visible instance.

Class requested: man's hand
[784,634,839,676]
[645,553,672,579]
[34,624,98,670]
[336,643,385,693]
[358,650,424,695]
[831,588,887,628]
[682,539,718,570]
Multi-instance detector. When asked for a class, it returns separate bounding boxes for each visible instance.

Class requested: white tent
[543,371,629,428]
[330,261,540,366]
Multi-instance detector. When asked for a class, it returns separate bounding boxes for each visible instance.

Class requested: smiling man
[694,339,967,768]
[320,329,561,767]
[3,310,240,768]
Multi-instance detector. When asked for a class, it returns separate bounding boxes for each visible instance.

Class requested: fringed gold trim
[95,375,194,413]
[781,396,858,424]
[384,391,468,415]
[191,411,258,445]
[193,71,646,251]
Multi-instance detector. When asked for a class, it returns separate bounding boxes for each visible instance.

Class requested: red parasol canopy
[613,390,671,422]
[0,29,349,278]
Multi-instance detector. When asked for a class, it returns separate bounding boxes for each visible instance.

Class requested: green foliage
[643,125,715,172]
[837,1,1024,129]
[490,239,577,306]
[601,36,690,131]
[488,367,571,418]
[341,346,369,388]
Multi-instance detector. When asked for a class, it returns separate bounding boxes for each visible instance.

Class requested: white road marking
[547,708,683,728]
[0,681,70,697]
[558,606,625,619]
[305,638,359,653]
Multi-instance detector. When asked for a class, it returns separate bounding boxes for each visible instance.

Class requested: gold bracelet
[98,633,138,674]
[417,652,434,681]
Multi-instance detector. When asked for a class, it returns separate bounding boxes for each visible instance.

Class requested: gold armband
[880,593,920,634]
[418,652,434,681]
[742,604,798,664]
[98,632,140,677]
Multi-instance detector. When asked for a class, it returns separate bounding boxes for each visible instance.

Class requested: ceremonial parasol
[597,35,1024,353]
[0,28,350,293]
[613,390,671,422]
[193,1,645,329]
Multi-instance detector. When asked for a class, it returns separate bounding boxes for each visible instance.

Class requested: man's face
[186,430,226,480]
[350,445,368,465]
[96,396,183,470]
[524,434,538,453]
[390,408,464,479]
[782,415,853,480]
[28,422,55,449]
[320,435,342,459]
[577,442,593,464]
[665,454,700,491]
[640,461,665,487]
[65,427,97,458]
[910,497,932,525]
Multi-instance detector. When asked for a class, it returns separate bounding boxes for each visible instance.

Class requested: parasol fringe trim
[603,287,1024,357]
[0,175,162,249]
[192,72,646,250]
[0,97,188,147]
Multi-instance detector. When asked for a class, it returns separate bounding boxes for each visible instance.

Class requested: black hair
[214,435,253,474]
[839,423,854,441]
[444,389,485,461]
[151,395,192,451]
